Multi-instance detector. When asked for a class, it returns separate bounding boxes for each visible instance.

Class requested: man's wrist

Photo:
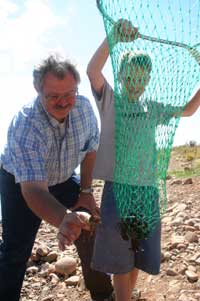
[80,187,94,194]
[63,209,72,218]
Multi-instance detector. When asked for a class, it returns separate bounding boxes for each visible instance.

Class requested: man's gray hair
[33,54,81,92]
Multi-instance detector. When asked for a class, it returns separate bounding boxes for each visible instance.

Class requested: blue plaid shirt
[1,96,99,186]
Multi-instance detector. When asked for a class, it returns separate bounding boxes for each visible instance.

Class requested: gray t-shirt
[92,81,179,184]
[92,81,115,181]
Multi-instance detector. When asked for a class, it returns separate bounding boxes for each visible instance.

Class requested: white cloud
[0,0,72,73]
[0,0,80,150]
[0,0,18,21]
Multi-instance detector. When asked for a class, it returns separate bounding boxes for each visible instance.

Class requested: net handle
[96,0,199,51]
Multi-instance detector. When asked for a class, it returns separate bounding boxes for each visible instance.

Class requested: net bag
[97,0,200,249]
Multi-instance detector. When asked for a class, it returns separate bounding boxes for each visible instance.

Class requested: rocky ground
[0,161,200,300]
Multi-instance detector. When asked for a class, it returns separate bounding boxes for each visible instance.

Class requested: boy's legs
[113,268,139,301]
[92,182,161,300]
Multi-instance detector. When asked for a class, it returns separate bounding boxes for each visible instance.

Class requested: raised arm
[87,19,139,95]
[87,38,110,95]
[182,87,200,117]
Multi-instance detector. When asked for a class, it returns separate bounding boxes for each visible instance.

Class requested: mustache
[54,104,72,110]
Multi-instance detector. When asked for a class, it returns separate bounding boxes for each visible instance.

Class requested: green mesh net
[96,0,200,249]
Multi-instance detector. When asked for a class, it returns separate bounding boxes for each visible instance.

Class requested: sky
[0,0,199,153]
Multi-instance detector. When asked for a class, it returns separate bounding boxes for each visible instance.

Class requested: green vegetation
[168,143,200,178]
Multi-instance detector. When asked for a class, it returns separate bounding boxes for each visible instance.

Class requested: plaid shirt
[1,96,99,186]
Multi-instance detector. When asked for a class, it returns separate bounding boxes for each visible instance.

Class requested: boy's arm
[87,19,139,95]
[87,38,110,95]
[157,87,200,120]
[182,87,200,117]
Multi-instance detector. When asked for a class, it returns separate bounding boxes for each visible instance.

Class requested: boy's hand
[57,211,91,251]
[110,19,139,45]
[71,192,100,217]
[188,48,200,66]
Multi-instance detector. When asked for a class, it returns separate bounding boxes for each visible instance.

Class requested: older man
[0,55,113,301]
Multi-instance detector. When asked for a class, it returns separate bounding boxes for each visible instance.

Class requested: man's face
[120,65,150,101]
[40,72,78,122]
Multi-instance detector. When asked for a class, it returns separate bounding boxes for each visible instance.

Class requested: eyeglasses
[43,89,78,103]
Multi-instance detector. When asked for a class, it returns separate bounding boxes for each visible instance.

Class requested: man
[87,20,200,301]
[0,54,113,301]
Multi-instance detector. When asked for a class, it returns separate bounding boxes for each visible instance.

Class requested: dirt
[0,155,200,301]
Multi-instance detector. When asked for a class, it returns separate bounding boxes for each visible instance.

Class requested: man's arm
[21,181,91,247]
[21,181,66,227]
[72,151,98,215]
[80,151,96,190]
[182,87,200,117]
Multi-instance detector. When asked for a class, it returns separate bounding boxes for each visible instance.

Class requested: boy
[87,20,200,301]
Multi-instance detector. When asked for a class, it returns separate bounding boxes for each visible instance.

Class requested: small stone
[185,270,199,282]
[26,266,39,275]
[42,251,58,263]
[65,275,80,286]
[55,256,77,276]
[166,269,178,276]
[41,296,54,301]
[36,244,50,257]
[183,178,193,185]
[185,232,199,243]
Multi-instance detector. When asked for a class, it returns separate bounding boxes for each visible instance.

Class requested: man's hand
[57,211,91,251]
[110,19,139,44]
[71,192,100,217]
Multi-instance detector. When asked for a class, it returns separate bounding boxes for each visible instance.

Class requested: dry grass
[168,144,200,178]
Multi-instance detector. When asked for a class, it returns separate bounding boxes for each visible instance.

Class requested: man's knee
[84,268,113,298]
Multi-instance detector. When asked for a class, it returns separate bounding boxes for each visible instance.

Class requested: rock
[166,268,178,276]
[65,275,80,286]
[195,257,200,265]
[55,256,77,276]
[170,235,185,249]
[171,179,182,185]
[185,270,199,282]
[30,252,41,262]
[131,288,141,300]
[183,178,193,185]
[26,266,39,275]
[49,273,60,285]
[187,265,197,273]
[171,217,183,226]
[185,232,199,243]
[36,244,50,257]
[39,263,55,277]
[155,294,167,301]
[41,296,54,301]
[42,251,58,263]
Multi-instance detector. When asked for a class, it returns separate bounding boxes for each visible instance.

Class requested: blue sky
[0,0,199,152]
